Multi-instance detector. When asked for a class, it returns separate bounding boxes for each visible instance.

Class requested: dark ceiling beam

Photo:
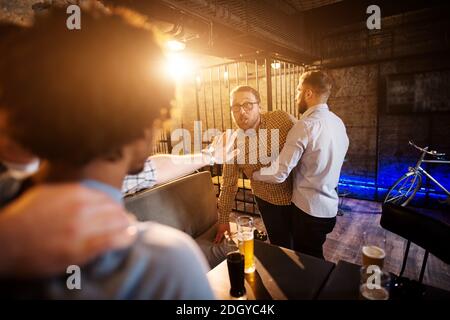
[103,0,208,29]
[103,0,315,63]
[186,27,312,64]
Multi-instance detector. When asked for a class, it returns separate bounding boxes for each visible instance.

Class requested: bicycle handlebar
[409,140,446,157]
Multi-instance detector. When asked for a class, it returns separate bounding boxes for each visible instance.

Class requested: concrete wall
[328,64,378,188]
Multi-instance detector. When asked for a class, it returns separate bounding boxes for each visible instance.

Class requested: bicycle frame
[412,149,450,196]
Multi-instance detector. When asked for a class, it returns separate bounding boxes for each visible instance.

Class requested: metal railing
[158,55,305,214]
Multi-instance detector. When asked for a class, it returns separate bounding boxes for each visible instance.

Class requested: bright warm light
[166,40,186,51]
[271,61,281,69]
[166,53,195,80]
[223,70,229,81]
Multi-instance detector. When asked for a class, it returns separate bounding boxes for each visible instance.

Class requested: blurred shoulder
[139,222,200,254]
[135,222,214,299]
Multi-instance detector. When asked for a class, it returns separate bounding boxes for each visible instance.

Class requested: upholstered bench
[124,171,229,268]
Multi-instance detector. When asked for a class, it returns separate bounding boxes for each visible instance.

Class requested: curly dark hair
[0,22,24,94]
[0,6,174,166]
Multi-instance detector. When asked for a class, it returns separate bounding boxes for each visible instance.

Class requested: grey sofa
[124,171,228,268]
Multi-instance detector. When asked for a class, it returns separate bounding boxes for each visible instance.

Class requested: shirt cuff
[252,170,262,181]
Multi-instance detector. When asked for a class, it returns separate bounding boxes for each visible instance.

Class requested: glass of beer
[236,216,255,274]
[360,265,391,300]
[362,229,386,269]
[226,251,246,299]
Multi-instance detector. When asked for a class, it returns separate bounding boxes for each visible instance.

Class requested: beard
[297,94,308,114]
[233,113,256,130]
[238,117,251,130]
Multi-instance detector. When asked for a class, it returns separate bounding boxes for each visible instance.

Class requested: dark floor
[231,198,450,292]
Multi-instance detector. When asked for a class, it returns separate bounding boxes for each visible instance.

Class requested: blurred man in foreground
[0,5,214,299]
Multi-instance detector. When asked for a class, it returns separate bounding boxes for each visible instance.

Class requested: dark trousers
[290,204,336,260]
[255,196,293,249]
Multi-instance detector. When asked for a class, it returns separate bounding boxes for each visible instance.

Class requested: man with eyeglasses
[215,85,296,250]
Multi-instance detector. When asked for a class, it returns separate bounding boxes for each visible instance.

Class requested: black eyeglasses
[231,101,258,112]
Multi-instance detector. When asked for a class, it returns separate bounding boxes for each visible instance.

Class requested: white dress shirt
[253,103,349,218]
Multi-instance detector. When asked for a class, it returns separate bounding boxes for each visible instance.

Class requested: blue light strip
[338,173,448,201]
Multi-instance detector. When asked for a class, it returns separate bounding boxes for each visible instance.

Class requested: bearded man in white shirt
[246,70,349,259]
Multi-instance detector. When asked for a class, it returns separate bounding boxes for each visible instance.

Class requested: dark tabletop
[208,241,450,300]
[317,260,450,300]
[207,240,335,300]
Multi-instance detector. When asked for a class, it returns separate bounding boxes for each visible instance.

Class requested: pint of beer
[236,216,255,273]
[362,229,386,269]
[360,283,390,300]
[226,251,246,298]
[362,245,386,269]
[359,266,391,300]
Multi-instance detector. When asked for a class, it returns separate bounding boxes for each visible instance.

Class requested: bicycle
[383,141,450,206]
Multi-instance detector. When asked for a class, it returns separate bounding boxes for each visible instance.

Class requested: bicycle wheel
[384,171,422,206]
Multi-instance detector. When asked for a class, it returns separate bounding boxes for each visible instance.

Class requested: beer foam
[362,245,386,259]
[237,231,254,241]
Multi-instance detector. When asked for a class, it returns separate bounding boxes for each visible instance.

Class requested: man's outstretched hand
[209,130,239,164]
[214,222,231,244]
